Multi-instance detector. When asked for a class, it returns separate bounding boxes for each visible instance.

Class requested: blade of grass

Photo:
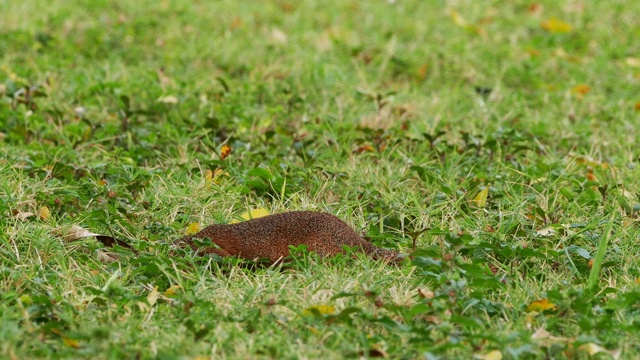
[588,214,616,291]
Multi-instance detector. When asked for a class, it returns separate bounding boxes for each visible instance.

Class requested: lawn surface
[1,0,640,359]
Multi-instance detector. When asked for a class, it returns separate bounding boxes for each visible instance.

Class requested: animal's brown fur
[175,211,400,263]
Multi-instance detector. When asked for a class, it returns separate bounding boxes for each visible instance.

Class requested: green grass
[2,0,640,358]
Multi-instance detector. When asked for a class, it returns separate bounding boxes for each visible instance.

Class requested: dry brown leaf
[536,226,556,237]
[96,250,119,263]
[418,288,435,299]
[271,28,288,44]
[14,211,34,221]
[360,348,387,358]
[531,327,567,342]
[147,286,159,306]
[61,225,135,251]
[156,68,173,88]
[158,95,178,104]
[572,84,591,95]
[96,236,134,250]
[476,350,503,360]
[64,225,100,241]
[220,145,232,160]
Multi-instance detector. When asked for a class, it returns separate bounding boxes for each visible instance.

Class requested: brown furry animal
[175,211,400,263]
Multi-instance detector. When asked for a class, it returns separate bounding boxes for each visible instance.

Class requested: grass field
[1,0,640,358]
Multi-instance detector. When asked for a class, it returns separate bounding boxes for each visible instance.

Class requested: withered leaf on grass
[96,250,120,263]
[230,208,270,224]
[220,144,232,160]
[63,225,99,241]
[450,9,485,35]
[302,305,335,316]
[541,18,572,33]
[579,343,621,359]
[526,298,556,312]
[62,337,81,349]
[13,211,35,221]
[572,84,591,96]
[39,206,51,220]
[471,186,489,207]
[477,350,503,360]
[185,222,201,235]
[357,348,388,358]
[95,235,135,251]
[157,95,178,104]
[61,225,135,251]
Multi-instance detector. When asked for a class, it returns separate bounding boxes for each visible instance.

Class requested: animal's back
[177,211,398,262]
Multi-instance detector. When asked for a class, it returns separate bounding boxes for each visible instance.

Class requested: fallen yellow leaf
[477,350,503,360]
[472,186,489,207]
[62,337,81,349]
[19,294,32,306]
[526,298,556,312]
[579,343,609,356]
[572,84,590,96]
[302,305,335,316]
[204,169,213,182]
[230,17,243,30]
[541,18,572,33]
[450,9,484,35]
[233,208,270,223]
[186,222,200,235]
[450,9,467,27]
[220,145,232,160]
[214,168,228,177]
[205,168,229,185]
[416,63,428,79]
[526,48,541,57]
[164,285,181,296]
[39,206,51,220]
[573,155,609,169]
